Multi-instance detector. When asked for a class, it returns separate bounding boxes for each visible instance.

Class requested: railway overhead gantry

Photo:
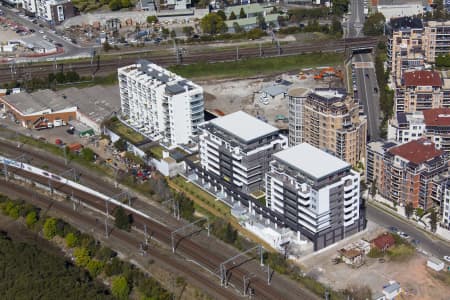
[171,217,210,253]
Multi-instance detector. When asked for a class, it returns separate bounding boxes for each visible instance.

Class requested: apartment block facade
[388,108,450,152]
[22,0,76,24]
[442,182,450,230]
[266,143,363,250]
[301,89,367,167]
[394,70,446,113]
[422,20,450,63]
[387,17,424,83]
[367,139,448,209]
[287,87,309,146]
[118,61,204,147]
[199,111,288,194]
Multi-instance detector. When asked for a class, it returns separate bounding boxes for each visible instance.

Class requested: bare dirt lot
[300,223,450,299]
[200,70,343,129]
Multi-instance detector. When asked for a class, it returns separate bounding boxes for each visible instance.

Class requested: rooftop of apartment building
[288,87,310,98]
[403,70,442,87]
[388,138,444,164]
[208,110,279,143]
[396,111,424,125]
[273,143,350,180]
[118,60,200,95]
[310,88,347,102]
[368,141,399,156]
[389,16,423,31]
[424,20,450,27]
[422,108,450,127]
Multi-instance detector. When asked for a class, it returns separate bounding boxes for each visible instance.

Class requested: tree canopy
[200,13,228,35]
[111,276,130,300]
[363,12,385,36]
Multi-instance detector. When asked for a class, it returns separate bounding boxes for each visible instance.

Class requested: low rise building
[199,111,287,194]
[265,143,364,250]
[301,88,367,167]
[371,232,395,252]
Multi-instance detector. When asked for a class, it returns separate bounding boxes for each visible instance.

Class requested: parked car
[443,256,450,263]
[388,226,398,233]
[398,232,409,239]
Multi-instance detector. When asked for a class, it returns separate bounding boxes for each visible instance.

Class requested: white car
[39,30,44,34]
[398,232,409,239]
[444,256,450,263]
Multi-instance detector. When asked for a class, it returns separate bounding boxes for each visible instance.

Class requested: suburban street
[367,204,450,259]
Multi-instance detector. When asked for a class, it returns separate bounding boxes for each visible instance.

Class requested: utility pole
[259,42,262,57]
[3,163,8,181]
[144,224,148,245]
[63,146,67,166]
[105,198,110,238]
[267,264,271,285]
[236,47,239,60]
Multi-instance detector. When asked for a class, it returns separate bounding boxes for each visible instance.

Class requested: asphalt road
[367,203,450,259]
[345,0,365,38]
[354,53,381,141]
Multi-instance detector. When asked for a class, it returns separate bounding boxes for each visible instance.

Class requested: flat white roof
[210,111,278,142]
[274,143,350,179]
[314,89,345,99]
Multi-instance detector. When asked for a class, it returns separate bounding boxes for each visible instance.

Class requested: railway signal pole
[104,198,110,238]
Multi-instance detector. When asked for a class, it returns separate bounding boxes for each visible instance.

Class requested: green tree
[114,138,127,152]
[405,202,414,219]
[239,7,246,19]
[43,218,58,239]
[331,0,349,16]
[331,17,343,36]
[114,206,131,231]
[233,22,243,33]
[86,259,104,277]
[256,14,267,30]
[109,0,122,11]
[363,12,385,36]
[430,209,438,232]
[65,232,79,248]
[370,177,377,200]
[111,276,130,300]
[217,10,226,20]
[81,147,95,162]
[146,15,158,24]
[436,54,450,68]
[55,72,66,84]
[103,40,112,52]
[229,11,237,20]
[200,13,228,34]
[25,211,38,228]
[73,247,91,267]
[182,26,194,37]
[170,29,176,38]
[161,27,170,39]
[121,0,131,8]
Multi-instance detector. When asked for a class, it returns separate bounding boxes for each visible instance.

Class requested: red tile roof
[423,108,450,127]
[388,138,444,165]
[403,70,442,87]
[371,233,395,251]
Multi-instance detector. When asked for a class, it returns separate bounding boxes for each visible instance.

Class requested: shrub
[367,247,384,258]
[65,232,78,248]
[73,247,91,267]
[25,211,38,228]
[43,218,58,239]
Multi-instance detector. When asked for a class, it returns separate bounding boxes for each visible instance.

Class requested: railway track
[0,179,240,300]
[2,164,317,299]
[0,140,319,299]
[0,37,377,83]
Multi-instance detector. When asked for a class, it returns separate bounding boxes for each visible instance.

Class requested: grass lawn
[146,145,164,160]
[169,52,344,80]
[107,118,146,145]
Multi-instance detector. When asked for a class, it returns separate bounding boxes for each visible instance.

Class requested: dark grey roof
[165,84,186,95]
[389,16,423,31]
[397,112,408,125]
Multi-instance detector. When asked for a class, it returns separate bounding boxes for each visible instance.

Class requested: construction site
[202,65,346,130]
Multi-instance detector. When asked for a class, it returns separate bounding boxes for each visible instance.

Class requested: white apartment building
[118,60,204,147]
[388,111,425,143]
[443,183,450,230]
[266,143,363,250]
[199,111,287,194]
[21,0,75,23]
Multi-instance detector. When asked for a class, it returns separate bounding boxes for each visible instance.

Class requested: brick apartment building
[300,89,367,167]
[367,138,448,209]
[394,70,447,113]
